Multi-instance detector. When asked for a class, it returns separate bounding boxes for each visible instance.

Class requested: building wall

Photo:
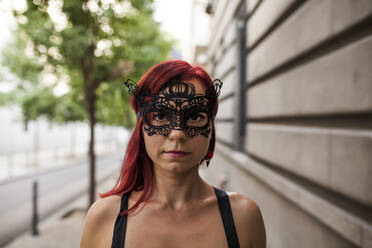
[205,0,372,247]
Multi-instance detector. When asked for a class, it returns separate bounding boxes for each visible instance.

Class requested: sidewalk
[4,175,118,248]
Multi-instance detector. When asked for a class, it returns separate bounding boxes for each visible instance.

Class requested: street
[0,153,123,247]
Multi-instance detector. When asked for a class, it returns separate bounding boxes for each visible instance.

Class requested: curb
[4,174,118,248]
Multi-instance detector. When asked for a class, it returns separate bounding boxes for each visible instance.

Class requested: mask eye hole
[147,111,170,126]
[154,112,167,121]
[186,112,208,127]
[190,113,201,120]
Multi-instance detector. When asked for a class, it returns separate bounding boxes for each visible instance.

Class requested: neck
[150,163,210,210]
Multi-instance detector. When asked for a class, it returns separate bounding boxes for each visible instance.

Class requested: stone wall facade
[204,0,372,247]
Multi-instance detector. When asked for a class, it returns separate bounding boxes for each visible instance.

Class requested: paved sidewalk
[4,175,118,248]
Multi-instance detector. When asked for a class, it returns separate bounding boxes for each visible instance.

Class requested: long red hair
[100,60,219,214]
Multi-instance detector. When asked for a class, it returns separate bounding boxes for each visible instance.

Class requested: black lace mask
[124,78,223,138]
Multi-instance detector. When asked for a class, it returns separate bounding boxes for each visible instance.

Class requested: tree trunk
[82,49,98,209]
[85,87,97,208]
[88,97,96,207]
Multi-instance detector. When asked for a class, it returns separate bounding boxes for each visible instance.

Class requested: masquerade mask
[124,78,223,138]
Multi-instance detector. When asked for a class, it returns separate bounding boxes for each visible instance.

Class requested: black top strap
[111,188,240,248]
[213,187,240,248]
[111,191,130,248]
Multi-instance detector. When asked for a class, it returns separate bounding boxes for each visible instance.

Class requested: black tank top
[111,187,240,248]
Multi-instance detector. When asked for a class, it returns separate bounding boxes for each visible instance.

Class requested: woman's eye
[154,112,166,120]
[191,114,199,120]
[190,113,205,121]
[186,112,208,127]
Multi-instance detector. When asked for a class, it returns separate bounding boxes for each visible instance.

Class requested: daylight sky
[153,0,192,59]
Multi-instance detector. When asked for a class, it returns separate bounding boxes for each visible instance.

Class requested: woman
[80,60,266,248]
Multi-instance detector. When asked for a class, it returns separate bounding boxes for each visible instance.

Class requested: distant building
[188,0,210,67]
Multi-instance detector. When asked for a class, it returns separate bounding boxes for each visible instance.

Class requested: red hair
[100,60,219,214]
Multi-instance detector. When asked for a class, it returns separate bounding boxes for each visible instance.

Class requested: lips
[164,150,190,157]
[166,150,189,154]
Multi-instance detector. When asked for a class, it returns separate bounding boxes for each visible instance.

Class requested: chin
[160,161,198,173]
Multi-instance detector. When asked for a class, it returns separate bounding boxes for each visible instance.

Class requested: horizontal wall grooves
[246,112,372,130]
[245,13,372,90]
[220,64,236,81]
[245,151,372,225]
[215,118,234,123]
[210,2,240,73]
[246,0,308,54]
[244,0,263,23]
[218,92,234,103]
[216,141,372,246]
[222,38,237,55]
[216,137,234,149]
[209,0,372,246]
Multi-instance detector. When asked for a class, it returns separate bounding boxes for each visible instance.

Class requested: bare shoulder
[227,192,266,248]
[89,195,121,219]
[80,195,122,248]
[227,192,262,220]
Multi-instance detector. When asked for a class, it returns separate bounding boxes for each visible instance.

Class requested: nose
[167,128,187,142]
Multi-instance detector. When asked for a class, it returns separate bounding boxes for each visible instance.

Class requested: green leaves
[54,91,86,122]
[96,81,135,127]
[2,29,44,84]
[1,0,173,129]
[20,86,57,123]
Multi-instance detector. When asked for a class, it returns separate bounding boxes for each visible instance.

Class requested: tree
[1,0,173,207]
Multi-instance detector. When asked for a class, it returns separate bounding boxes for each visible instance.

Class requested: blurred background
[0,0,371,248]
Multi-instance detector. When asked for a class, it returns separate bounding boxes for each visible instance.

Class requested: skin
[80,78,266,248]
